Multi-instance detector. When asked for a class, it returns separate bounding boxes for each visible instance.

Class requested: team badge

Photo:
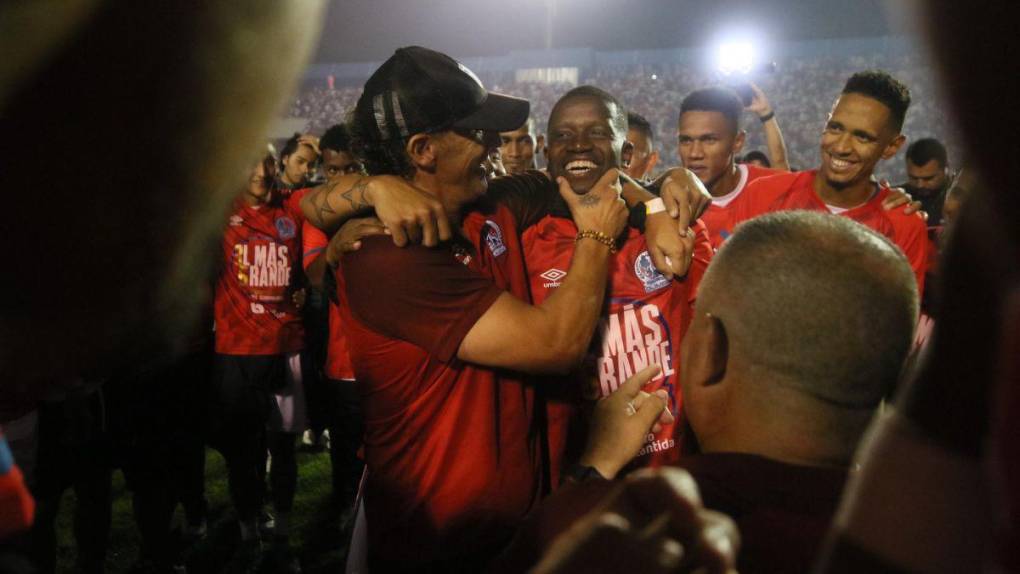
[634,250,670,293]
[275,216,296,240]
[484,220,507,256]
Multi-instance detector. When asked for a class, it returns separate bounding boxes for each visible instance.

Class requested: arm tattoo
[341,177,371,211]
[311,177,371,227]
[579,192,600,207]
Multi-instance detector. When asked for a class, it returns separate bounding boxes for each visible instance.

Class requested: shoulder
[745,164,786,183]
[874,188,927,231]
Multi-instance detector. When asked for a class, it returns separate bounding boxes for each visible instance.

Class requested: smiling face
[432,127,500,208]
[819,93,904,190]
[546,95,630,193]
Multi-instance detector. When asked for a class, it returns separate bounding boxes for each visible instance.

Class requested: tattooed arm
[300,174,452,247]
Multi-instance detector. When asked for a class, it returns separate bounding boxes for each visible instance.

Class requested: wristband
[758,110,775,123]
[645,197,666,215]
[576,229,617,253]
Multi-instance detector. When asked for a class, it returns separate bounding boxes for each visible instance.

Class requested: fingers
[421,215,438,247]
[617,364,662,399]
[389,224,409,247]
[647,246,674,280]
[435,206,453,242]
[661,175,681,219]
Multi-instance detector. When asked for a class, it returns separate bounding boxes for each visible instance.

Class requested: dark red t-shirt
[214,191,306,355]
[700,164,784,250]
[745,170,929,294]
[338,202,542,569]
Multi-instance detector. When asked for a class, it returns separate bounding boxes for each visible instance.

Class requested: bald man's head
[680,211,919,465]
[700,211,918,407]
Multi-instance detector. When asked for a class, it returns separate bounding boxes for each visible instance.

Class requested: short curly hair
[842,70,911,132]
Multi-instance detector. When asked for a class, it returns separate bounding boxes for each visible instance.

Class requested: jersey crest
[634,250,670,293]
[484,220,507,257]
[275,216,297,240]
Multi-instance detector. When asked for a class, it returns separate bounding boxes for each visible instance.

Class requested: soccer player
[624,111,659,181]
[301,123,366,515]
[744,71,929,294]
[277,133,319,191]
[677,86,787,249]
[212,154,308,571]
[499,118,543,174]
[507,87,714,474]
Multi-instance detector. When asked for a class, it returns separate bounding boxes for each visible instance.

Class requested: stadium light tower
[716,41,755,75]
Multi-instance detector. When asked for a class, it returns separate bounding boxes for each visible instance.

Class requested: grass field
[53,447,349,573]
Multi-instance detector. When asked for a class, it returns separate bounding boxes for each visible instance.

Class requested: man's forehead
[831,93,893,125]
[550,95,615,126]
[678,110,734,134]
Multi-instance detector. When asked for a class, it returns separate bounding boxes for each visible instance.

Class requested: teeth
[830,158,852,170]
[566,160,597,173]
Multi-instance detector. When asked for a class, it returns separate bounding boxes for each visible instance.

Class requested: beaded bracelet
[575,229,617,253]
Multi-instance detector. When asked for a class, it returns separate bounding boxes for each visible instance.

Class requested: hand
[367,175,453,247]
[326,217,390,266]
[297,133,321,156]
[291,288,306,310]
[880,180,928,221]
[559,169,629,241]
[580,364,672,479]
[533,467,740,574]
[745,82,773,119]
[659,168,712,232]
[645,212,696,280]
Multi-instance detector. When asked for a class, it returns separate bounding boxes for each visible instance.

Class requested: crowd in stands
[290,48,958,183]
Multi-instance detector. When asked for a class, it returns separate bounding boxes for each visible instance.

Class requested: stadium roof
[313,0,898,64]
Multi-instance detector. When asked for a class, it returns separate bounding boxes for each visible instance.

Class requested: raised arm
[747,83,790,171]
[457,169,628,373]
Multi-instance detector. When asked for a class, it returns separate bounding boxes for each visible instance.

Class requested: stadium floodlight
[716,42,754,75]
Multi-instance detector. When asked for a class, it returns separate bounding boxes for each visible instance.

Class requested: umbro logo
[540,268,566,288]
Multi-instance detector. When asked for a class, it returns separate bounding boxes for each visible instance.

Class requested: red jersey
[523,216,713,470]
[749,170,929,294]
[700,164,784,250]
[301,222,355,380]
[214,192,306,355]
[338,203,541,570]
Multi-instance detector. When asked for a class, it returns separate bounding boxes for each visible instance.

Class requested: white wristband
[645,197,666,215]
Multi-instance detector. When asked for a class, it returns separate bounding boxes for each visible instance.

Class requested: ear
[620,139,635,169]
[406,133,437,171]
[646,151,659,174]
[882,133,907,160]
[536,134,545,149]
[733,130,747,155]
[681,312,729,391]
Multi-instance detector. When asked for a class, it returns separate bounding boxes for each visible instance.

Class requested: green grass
[53,447,349,573]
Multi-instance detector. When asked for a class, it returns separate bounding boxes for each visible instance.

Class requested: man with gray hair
[505,210,919,574]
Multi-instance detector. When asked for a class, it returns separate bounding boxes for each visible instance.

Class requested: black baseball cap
[355,46,530,142]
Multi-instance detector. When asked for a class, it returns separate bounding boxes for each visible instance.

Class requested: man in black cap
[303,46,663,572]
